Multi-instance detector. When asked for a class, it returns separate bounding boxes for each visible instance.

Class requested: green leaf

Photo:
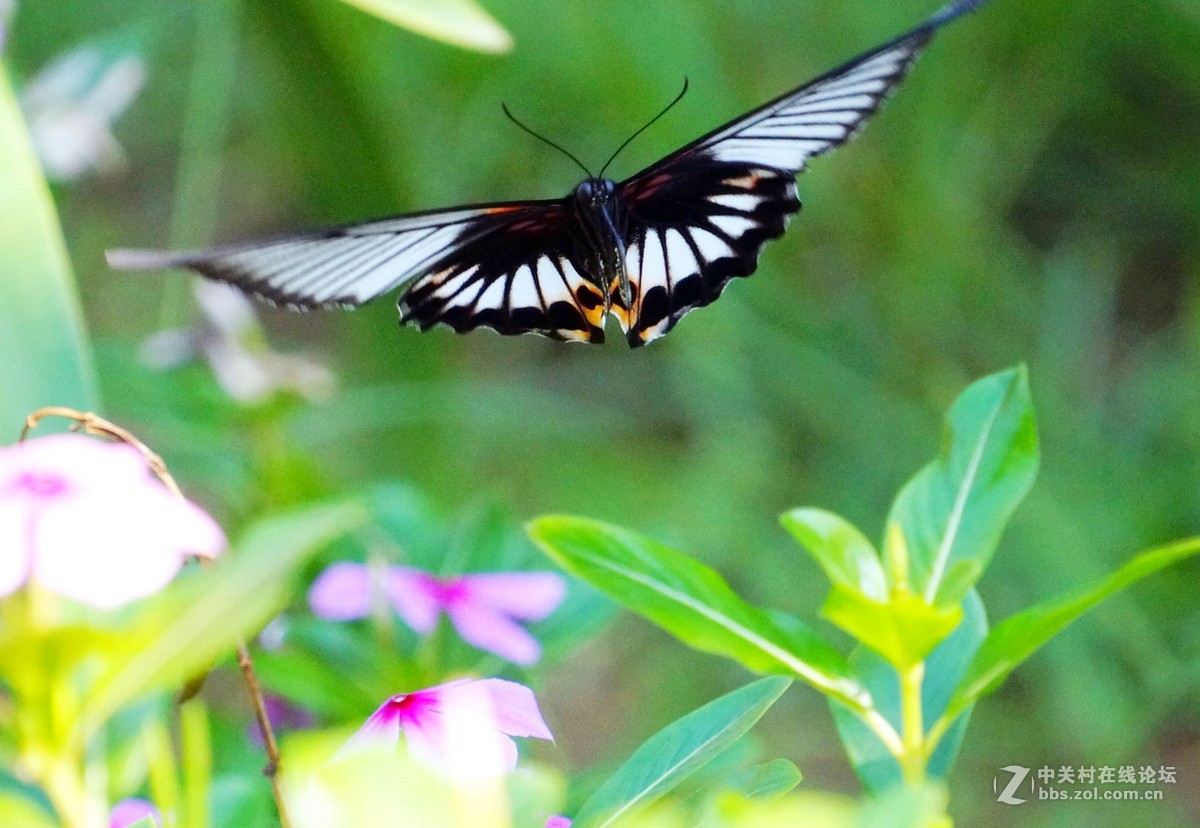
[887,366,1038,604]
[716,758,803,802]
[943,536,1200,723]
[529,516,869,710]
[780,508,887,601]
[832,591,988,791]
[853,783,949,828]
[0,794,58,828]
[82,503,365,732]
[821,587,962,670]
[0,63,98,430]
[332,0,512,53]
[572,677,791,828]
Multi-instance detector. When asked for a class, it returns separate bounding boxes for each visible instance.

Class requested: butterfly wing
[615,0,981,346]
[108,200,610,343]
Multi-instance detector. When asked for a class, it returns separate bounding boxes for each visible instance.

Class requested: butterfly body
[108,0,987,348]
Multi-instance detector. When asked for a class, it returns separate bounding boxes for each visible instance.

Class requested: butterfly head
[574,177,617,208]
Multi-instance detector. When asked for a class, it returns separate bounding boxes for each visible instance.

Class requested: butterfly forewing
[612,19,945,345]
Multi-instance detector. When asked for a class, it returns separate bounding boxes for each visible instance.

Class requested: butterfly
[108,0,985,348]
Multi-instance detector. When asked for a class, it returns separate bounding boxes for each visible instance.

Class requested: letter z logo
[994,765,1031,805]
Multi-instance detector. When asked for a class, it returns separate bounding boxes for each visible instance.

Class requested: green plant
[530,366,1200,824]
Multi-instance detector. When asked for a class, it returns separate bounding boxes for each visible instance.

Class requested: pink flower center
[386,690,439,727]
[418,574,471,607]
[12,471,69,498]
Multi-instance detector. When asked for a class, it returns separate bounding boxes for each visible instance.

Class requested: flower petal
[32,488,203,609]
[308,562,376,621]
[440,678,553,741]
[544,817,572,828]
[337,694,407,758]
[109,797,160,828]
[0,434,147,492]
[458,572,567,621]
[385,567,444,633]
[445,600,543,665]
[403,680,520,777]
[0,500,32,598]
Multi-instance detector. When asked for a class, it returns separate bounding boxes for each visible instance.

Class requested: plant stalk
[898,661,927,785]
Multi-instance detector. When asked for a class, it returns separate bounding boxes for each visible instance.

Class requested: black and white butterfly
[108,0,985,348]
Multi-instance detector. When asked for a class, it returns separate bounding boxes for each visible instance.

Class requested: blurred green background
[6,0,1199,824]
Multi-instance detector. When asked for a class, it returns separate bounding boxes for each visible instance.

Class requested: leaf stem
[860,707,905,758]
[898,661,927,785]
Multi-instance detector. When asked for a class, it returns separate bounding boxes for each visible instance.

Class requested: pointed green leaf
[943,537,1200,723]
[832,591,988,791]
[780,508,887,601]
[821,587,962,670]
[887,366,1038,604]
[716,758,803,802]
[529,516,869,710]
[333,0,512,53]
[572,677,791,828]
[0,64,98,429]
[82,503,365,732]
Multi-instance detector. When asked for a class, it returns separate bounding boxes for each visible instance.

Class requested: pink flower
[309,563,567,665]
[342,678,553,777]
[109,797,160,827]
[544,817,572,828]
[0,434,225,610]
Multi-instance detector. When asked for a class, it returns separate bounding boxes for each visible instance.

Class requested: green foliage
[831,592,988,791]
[942,536,1200,725]
[571,677,791,828]
[332,0,512,52]
[780,509,886,602]
[529,517,867,710]
[80,502,366,731]
[532,367,1200,821]
[0,64,97,428]
[886,366,1038,606]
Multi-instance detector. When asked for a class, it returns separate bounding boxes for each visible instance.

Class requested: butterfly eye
[576,180,594,200]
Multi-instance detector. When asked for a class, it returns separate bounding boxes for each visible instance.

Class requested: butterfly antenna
[598,78,690,179]
[502,103,593,178]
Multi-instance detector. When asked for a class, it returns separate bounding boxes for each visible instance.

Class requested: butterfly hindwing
[399,204,608,343]
[616,164,799,345]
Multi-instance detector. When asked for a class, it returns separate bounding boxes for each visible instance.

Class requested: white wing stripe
[741,123,851,140]
[708,193,762,213]
[508,264,541,309]
[689,227,732,263]
[535,257,566,305]
[282,235,400,298]
[707,213,757,240]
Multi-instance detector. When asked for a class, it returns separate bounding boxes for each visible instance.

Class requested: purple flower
[309,563,566,665]
[544,817,572,828]
[342,678,552,778]
[0,434,225,610]
[109,797,160,828]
